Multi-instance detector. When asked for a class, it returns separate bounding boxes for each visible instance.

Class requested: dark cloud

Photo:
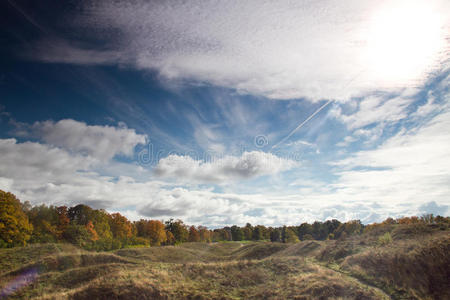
[138,206,187,218]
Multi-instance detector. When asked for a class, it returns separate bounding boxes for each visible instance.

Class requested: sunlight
[366,0,446,86]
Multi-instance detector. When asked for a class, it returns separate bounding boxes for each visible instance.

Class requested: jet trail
[271,99,333,150]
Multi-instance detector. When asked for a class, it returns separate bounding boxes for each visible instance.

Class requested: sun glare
[366,0,446,86]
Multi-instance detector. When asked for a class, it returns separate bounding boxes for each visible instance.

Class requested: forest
[2,189,448,251]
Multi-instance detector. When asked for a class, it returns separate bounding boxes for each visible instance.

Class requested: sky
[0,0,449,227]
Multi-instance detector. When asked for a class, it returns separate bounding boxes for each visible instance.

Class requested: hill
[1,223,448,299]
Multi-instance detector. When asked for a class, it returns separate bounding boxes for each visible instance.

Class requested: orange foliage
[188,225,200,242]
[109,213,132,239]
[147,220,167,246]
[86,221,99,241]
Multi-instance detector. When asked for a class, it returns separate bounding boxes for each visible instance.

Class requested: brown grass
[1,224,448,299]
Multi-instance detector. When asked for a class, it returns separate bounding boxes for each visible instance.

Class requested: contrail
[7,0,49,34]
[271,99,333,150]
[270,69,365,150]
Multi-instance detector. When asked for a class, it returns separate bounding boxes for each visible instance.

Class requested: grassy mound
[275,240,324,258]
[341,234,450,299]
[230,242,289,260]
[0,224,448,299]
[115,245,209,263]
[0,244,80,275]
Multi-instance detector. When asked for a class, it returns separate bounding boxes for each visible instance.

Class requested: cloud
[154,151,298,183]
[0,138,248,225]
[19,119,146,161]
[330,107,450,205]
[0,137,444,227]
[335,91,416,130]
[29,0,449,101]
[137,188,246,219]
[0,138,93,183]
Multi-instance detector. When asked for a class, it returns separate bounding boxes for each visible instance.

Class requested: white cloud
[334,89,417,130]
[330,108,450,207]
[0,136,446,227]
[2,93,450,227]
[0,138,93,182]
[154,151,298,183]
[25,119,146,161]
[30,0,449,101]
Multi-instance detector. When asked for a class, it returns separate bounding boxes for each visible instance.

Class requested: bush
[377,232,392,246]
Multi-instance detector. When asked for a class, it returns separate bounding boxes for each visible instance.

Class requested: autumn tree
[109,213,132,239]
[0,190,33,247]
[56,206,70,238]
[27,204,60,243]
[85,221,99,241]
[147,220,167,246]
[188,225,201,242]
[198,226,211,242]
[90,209,112,240]
[165,231,176,245]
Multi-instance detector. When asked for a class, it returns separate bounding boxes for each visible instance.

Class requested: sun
[365,0,447,87]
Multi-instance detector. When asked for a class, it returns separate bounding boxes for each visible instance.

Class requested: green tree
[0,190,33,247]
[230,225,244,241]
[297,222,313,241]
[212,228,231,241]
[27,204,60,243]
[165,219,189,243]
[243,223,253,240]
[252,226,263,240]
[270,228,281,242]
[90,209,112,240]
[284,227,300,243]
[68,204,94,225]
[334,220,363,239]
[63,224,91,248]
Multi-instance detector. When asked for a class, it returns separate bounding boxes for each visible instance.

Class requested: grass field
[1,224,448,299]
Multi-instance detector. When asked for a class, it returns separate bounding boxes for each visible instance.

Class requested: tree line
[1,190,448,250]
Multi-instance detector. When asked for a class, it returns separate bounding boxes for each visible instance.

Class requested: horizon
[1,0,449,228]
[10,195,446,230]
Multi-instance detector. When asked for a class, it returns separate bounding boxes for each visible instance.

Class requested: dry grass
[1,224,448,299]
[341,233,450,299]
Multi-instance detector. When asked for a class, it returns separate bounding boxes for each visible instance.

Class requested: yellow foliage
[0,190,33,246]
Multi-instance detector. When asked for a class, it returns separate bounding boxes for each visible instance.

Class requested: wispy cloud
[27,0,449,101]
[331,107,450,206]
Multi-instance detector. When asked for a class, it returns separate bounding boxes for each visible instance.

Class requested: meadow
[1,222,448,299]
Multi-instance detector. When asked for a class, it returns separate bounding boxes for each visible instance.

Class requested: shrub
[377,232,392,246]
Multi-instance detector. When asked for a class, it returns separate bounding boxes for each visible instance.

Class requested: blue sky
[0,0,449,227]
